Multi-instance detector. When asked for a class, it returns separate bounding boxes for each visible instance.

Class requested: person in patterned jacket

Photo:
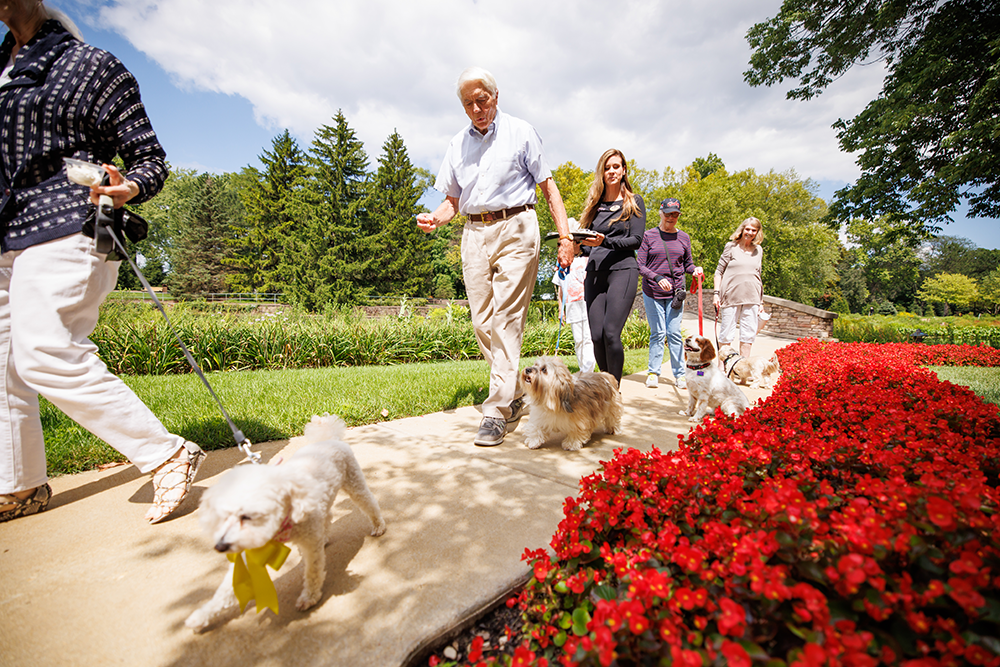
[0,1,206,525]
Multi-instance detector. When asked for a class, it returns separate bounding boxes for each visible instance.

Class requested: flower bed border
[437,339,1000,667]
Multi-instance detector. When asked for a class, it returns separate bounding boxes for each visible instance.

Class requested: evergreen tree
[366,130,432,296]
[169,173,239,298]
[283,111,371,308]
[281,185,336,311]
[225,130,307,294]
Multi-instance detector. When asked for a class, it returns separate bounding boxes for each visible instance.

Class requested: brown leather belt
[467,204,534,223]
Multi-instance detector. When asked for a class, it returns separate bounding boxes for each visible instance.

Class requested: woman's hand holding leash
[90,164,138,209]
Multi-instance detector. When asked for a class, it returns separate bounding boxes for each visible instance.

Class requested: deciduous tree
[843,217,922,307]
[918,272,980,312]
[745,0,1000,232]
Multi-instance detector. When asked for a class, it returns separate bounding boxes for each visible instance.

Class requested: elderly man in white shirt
[418,66,573,447]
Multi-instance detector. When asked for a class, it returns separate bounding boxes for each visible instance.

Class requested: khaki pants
[462,210,540,420]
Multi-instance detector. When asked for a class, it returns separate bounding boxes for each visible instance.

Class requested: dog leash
[554,265,569,355]
[695,273,704,336]
[721,351,742,379]
[714,304,721,354]
[100,215,262,465]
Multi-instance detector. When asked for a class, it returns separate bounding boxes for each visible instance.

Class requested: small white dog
[185,415,386,632]
[682,336,750,423]
[520,356,623,451]
[718,345,782,389]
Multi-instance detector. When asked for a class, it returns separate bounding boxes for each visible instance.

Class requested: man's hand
[416,212,438,233]
[557,238,575,267]
[416,196,458,234]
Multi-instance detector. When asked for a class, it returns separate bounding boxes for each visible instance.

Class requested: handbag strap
[658,230,680,292]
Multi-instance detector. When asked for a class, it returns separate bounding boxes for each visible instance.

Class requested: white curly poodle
[185,415,386,632]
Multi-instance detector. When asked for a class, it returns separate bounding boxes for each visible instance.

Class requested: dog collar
[721,352,741,378]
[686,361,712,371]
[274,514,294,543]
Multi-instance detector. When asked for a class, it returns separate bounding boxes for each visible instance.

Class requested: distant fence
[107,291,286,304]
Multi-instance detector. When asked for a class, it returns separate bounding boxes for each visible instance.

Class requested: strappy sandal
[145,445,206,524]
[0,483,53,523]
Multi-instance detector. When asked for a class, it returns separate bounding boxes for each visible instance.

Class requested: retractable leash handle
[94,174,115,255]
[64,158,114,254]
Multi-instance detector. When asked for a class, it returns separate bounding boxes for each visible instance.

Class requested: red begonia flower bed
[477,340,1000,666]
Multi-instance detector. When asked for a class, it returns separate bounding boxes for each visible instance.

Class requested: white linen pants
[718,303,760,346]
[0,233,186,494]
[462,210,540,421]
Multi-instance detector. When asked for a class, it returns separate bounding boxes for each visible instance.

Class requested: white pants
[568,318,596,373]
[462,210,540,420]
[0,233,187,494]
[718,304,759,346]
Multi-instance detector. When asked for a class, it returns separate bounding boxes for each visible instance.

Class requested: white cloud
[90,0,886,182]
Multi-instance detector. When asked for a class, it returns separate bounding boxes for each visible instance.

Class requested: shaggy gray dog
[520,356,623,451]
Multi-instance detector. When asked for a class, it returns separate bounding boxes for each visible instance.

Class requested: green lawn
[931,366,1000,407]
[42,350,1000,477]
[42,349,654,475]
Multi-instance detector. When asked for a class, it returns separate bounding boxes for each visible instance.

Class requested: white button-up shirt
[434,109,551,216]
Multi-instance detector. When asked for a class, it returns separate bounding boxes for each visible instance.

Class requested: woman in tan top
[713,217,764,357]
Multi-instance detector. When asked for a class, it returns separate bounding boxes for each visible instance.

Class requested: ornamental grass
[90,301,653,375]
[459,339,1000,667]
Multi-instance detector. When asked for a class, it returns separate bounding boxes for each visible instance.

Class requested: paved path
[0,318,793,667]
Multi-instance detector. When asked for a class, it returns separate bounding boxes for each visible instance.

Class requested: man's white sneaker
[675,376,687,390]
[645,373,658,388]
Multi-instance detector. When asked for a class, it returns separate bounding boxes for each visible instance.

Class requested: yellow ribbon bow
[228,540,292,615]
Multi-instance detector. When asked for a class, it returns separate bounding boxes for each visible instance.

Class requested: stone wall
[632,289,837,340]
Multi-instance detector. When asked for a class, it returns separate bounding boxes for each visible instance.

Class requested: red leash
[696,274,704,336]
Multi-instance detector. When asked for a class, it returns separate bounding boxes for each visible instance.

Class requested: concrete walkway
[0,319,793,667]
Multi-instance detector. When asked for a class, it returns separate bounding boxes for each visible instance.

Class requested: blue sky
[46,0,998,250]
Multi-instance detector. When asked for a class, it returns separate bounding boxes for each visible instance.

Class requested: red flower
[926,496,958,531]
[717,597,747,637]
[964,644,994,666]
[791,643,827,667]
[511,645,536,667]
[467,635,484,662]
[521,340,1000,667]
[721,641,752,667]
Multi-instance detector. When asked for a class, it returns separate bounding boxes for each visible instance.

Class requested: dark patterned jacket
[0,20,167,252]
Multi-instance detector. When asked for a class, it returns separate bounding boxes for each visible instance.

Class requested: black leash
[103,220,261,464]
[714,303,721,353]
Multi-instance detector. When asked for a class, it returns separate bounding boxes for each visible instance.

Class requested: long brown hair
[729,217,764,245]
[579,149,642,229]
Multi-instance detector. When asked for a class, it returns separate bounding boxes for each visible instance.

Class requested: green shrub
[433,274,456,299]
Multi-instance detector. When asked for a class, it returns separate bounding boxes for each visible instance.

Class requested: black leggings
[585,268,638,384]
